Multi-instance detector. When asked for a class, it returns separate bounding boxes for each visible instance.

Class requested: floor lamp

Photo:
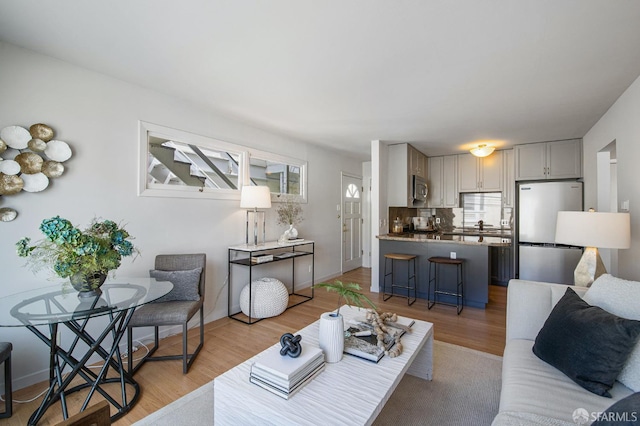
[240,186,272,246]
[555,209,630,287]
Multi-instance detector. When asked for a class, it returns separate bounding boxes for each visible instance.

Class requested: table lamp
[240,185,272,246]
[555,209,630,287]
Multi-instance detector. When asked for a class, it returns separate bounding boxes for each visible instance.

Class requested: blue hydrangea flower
[16,238,33,257]
[39,216,74,243]
[18,216,138,280]
[117,240,134,256]
[110,230,126,245]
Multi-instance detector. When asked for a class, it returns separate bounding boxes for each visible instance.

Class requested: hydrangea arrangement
[16,216,138,280]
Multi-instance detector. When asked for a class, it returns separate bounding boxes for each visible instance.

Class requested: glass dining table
[0,278,172,425]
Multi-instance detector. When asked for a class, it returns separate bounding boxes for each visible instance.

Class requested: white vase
[318,312,344,363]
[287,224,298,239]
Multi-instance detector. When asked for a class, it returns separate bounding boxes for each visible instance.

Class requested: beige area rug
[373,341,503,426]
[133,340,502,426]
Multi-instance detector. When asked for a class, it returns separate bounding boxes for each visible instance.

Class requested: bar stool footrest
[382,253,418,306]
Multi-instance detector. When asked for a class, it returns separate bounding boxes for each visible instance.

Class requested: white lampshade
[556,210,630,287]
[470,144,495,157]
[240,185,272,209]
[555,211,630,249]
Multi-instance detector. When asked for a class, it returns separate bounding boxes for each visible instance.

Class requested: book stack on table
[251,254,273,264]
[250,344,325,399]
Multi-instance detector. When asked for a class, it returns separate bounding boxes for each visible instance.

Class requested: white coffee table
[214,305,434,425]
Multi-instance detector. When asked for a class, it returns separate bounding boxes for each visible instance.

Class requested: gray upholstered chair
[0,342,12,419]
[127,253,206,374]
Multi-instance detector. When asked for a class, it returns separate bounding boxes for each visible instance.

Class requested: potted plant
[276,198,303,239]
[313,280,377,362]
[16,216,138,297]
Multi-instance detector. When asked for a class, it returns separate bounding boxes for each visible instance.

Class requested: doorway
[596,140,619,274]
[341,173,363,273]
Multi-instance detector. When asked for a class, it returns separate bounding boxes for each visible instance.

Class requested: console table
[214,305,434,425]
[228,240,314,324]
[0,278,172,425]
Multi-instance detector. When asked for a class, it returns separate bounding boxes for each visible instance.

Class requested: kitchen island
[377,233,511,309]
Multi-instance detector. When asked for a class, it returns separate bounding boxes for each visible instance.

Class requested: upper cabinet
[503,149,515,208]
[458,151,503,193]
[387,143,428,207]
[515,139,582,181]
[428,155,458,208]
[410,146,427,179]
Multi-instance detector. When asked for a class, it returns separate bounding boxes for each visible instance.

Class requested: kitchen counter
[378,233,512,309]
[377,232,511,247]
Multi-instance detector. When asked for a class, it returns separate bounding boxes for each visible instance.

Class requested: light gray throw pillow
[584,274,640,391]
[150,267,202,302]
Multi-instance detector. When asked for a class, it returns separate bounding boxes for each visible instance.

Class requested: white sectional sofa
[492,277,639,425]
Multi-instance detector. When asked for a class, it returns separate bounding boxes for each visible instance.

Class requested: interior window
[148,137,240,190]
[249,151,307,202]
[138,121,307,202]
[139,121,245,200]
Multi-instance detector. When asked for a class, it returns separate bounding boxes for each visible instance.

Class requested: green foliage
[16,216,139,280]
[313,280,377,316]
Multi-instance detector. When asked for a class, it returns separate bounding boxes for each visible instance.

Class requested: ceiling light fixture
[470,144,495,157]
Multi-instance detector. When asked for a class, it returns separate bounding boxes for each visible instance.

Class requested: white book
[252,343,324,381]
[250,363,325,400]
[251,254,273,263]
[251,354,324,388]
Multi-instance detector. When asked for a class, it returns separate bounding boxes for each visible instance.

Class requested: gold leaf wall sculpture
[0,123,73,222]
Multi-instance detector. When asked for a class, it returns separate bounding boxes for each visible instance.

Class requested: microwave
[412,175,428,203]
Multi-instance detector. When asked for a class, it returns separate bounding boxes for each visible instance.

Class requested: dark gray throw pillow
[532,287,640,397]
[150,267,202,302]
[592,392,640,425]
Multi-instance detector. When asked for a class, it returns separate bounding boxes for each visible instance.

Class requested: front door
[342,174,363,273]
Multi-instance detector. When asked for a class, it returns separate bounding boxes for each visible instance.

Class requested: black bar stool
[0,342,12,419]
[383,253,417,305]
[427,257,464,314]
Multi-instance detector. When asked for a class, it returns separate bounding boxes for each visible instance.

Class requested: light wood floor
[4,268,506,425]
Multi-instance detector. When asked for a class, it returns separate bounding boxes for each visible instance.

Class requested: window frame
[138,121,307,202]
[247,148,308,203]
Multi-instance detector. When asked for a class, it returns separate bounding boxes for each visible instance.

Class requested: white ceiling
[2,1,640,159]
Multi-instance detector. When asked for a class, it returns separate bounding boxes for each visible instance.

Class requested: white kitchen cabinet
[547,139,582,179]
[503,149,514,208]
[428,155,458,208]
[515,139,582,181]
[458,153,477,192]
[458,151,503,193]
[442,155,458,207]
[387,143,428,207]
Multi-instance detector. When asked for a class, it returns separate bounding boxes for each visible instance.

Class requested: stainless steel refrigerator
[517,181,583,284]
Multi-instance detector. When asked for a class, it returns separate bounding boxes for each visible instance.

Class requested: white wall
[370,140,389,292]
[362,161,372,268]
[583,74,640,280]
[0,42,362,389]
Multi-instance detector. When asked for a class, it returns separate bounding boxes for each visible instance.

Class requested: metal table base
[25,307,139,424]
